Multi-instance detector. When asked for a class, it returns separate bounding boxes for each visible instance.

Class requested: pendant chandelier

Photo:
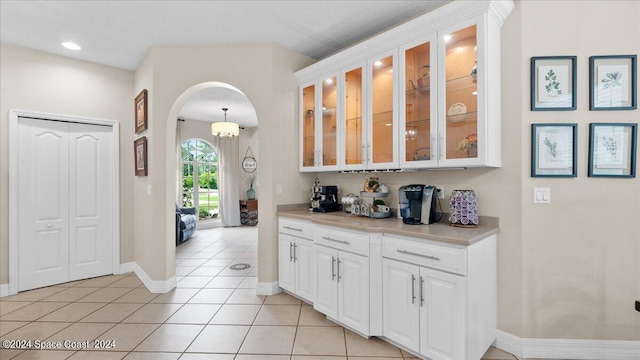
[211,107,239,139]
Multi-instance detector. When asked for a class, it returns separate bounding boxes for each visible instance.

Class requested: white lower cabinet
[384,258,465,359]
[314,226,370,335]
[278,217,496,360]
[382,234,496,360]
[278,219,314,303]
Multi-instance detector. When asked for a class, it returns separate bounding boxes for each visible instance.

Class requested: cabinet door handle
[289,242,293,262]
[361,145,366,164]
[438,134,444,160]
[322,236,349,245]
[397,249,440,261]
[337,258,342,282]
[331,256,336,280]
[411,274,416,304]
[283,226,302,232]
[420,276,424,307]
[293,243,298,262]
[367,143,371,164]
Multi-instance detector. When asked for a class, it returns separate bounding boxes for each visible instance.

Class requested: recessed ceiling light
[62,42,81,51]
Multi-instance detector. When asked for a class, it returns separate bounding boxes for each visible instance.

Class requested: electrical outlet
[276,184,283,196]
[435,185,445,199]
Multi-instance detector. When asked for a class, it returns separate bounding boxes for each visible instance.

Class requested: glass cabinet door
[370,54,396,166]
[321,77,337,167]
[403,40,434,165]
[302,84,316,168]
[443,24,478,160]
[343,66,364,168]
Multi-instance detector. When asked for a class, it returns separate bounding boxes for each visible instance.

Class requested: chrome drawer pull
[322,236,349,245]
[420,276,424,307]
[411,274,416,304]
[331,256,336,280]
[283,226,303,232]
[397,249,440,261]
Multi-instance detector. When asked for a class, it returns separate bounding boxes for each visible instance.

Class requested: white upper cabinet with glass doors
[299,75,340,172]
[296,0,514,172]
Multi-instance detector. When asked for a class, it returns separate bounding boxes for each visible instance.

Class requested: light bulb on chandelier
[211,107,239,139]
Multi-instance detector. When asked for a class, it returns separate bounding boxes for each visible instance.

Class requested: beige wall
[318,0,640,341]
[0,45,135,284]
[518,0,640,341]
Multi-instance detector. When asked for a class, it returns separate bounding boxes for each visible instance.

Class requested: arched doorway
[167,81,259,278]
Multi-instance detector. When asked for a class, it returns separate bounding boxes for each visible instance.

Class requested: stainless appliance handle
[420,276,424,307]
[289,242,293,262]
[397,249,440,261]
[411,274,416,304]
[322,236,349,245]
[283,226,302,232]
[293,243,298,262]
[331,256,336,280]
[337,258,342,282]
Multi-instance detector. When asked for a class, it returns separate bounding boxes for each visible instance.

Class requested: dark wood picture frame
[134,136,148,176]
[531,123,578,177]
[588,123,637,178]
[589,55,637,110]
[531,56,577,111]
[135,89,148,134]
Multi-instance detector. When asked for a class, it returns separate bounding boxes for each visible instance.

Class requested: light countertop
[276,207,499,246]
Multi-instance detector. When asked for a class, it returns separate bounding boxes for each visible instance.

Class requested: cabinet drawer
[314,226,369,256]
[382,235,466,276]
[279,217,312,239]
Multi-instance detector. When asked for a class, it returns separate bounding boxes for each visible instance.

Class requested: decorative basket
[449,190,478,228]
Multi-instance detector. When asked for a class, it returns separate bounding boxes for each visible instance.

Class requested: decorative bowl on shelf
[447,103,467,122]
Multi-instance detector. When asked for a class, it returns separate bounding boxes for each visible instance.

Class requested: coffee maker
[398,184,438,224]
[311,185,342,213]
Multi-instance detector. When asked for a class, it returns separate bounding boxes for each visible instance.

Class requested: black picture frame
[588,123,637,178]
[589,55,637,110]
[531,123,577,177]
[531,56,577,111]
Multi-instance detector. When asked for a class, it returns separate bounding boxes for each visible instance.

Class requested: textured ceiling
[0,0,448,126]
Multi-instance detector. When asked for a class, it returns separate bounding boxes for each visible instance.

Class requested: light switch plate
[435,185,445,199]
[533,187,550,204]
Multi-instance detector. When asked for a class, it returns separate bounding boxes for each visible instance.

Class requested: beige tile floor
[0,226,517,360]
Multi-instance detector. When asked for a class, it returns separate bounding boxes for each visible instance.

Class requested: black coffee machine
[398,184,438,224]
[311,185,342,213]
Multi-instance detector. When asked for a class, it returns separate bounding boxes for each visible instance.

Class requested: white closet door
[18,118,70,291]
[68,123,113,280]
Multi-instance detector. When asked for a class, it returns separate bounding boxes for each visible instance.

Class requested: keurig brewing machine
[398,184,438,224]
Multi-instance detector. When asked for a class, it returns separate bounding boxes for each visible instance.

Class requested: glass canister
[449,190,478,227]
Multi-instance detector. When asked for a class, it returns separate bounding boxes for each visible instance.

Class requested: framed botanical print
[589,55,637,110]
[134,136,148,176]
[531,123,577,177]
[135,89,148,134]
[588,123,637,177]
[531,56,577,111]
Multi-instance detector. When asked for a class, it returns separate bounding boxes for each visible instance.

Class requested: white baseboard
[123,262,176,293]
[118,262,136,274]
[495,330,640,360]
[0,283,9,297]
[256,281,281,296]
